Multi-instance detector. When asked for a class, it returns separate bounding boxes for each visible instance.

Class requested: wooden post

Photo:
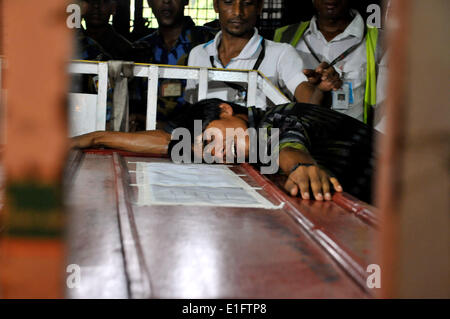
[0,0,72,298]
[376,0,450,298]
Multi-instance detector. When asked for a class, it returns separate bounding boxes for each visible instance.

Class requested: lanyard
[209,38,266,71]
[303,30,365,67]
[209,39,266,96]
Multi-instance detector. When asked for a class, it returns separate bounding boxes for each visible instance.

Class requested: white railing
[68,60,290,132]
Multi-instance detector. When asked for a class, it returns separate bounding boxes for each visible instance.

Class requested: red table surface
[64,149,379,298]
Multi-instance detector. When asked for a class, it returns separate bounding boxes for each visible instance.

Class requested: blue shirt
[133,17,215,121]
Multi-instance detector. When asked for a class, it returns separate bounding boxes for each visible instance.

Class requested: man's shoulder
[188,25,216,39]
[188,40,215,63]
[134,30,159,47]
[185,25,215,50]
[104,26,133,46]
[264,39,299,58]
[265,39,293,49]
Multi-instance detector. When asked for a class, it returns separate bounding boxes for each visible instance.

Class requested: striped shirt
[133,17,215,121]
[251,103,377,203]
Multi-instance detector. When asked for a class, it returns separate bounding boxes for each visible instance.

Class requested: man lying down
[71,99,377,203]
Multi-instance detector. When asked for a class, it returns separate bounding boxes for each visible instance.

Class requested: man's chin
[224,26,253,37]
[157,18,177,27]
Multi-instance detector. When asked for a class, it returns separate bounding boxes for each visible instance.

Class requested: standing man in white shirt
[185,0,342,109]
[274,0,383,124]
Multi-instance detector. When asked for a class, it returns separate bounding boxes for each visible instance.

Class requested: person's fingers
[308,166,323,201]
[321,67,337,81]
[320,171,332,201]
[303,69,320,84]
[316,62,329,74]
[291,168,311,200]
[303,69,316,76]
[284,178,299,197]
[330,177,343,192]
[331,78,343,90]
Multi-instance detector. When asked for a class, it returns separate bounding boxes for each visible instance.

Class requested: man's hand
[284,164,343,201]
[303,62,343,92]
[278,147,343,201]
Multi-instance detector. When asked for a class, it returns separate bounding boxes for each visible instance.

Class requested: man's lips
[160,9,173,17]
[228,19,246,25]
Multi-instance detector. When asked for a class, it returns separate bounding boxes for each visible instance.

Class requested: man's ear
[183,0,189,6]
[219,103,233,118]
[213,0,219,14]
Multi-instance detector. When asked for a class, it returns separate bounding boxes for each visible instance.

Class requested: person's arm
[70,130,171,155]
[295,62,343,105]
[294,82,324,105]
[278,147,343,201]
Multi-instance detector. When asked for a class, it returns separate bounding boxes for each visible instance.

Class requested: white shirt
[186,28,308,109]
[374,51,388,133]
[295,10,383,121]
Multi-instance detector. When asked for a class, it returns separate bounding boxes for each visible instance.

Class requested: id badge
[332,82,351,110]
[161,80,182,97]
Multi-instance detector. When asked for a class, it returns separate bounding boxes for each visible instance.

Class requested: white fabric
[295,10,383,121]
[374,51,388,133]
[107,61,134,132]
[185,28,308,109]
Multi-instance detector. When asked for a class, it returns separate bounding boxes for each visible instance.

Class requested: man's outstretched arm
[70,130,171,155]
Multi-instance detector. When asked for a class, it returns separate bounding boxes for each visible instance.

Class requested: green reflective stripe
[279,142,309,153]
[273,25,290,42]
[275,22,379,125]
[290,21,310,47]
[364,26,378,124]
[273,22,310,47]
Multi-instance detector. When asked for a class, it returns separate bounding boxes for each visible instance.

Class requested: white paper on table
[129,162,282,209]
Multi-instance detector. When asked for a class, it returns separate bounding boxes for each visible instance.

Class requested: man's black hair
[179,98,248,138]
[168,98,248,156]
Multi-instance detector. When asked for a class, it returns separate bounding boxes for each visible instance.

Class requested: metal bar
[96,62,108,130]
[247,71,258,107]
[208,69,248,83]
[198,67,208,101]
[146,65,158,130]
[258,73,291,105]
[68,61,99,75]
[134,64,200,80]
[69,61,292,132]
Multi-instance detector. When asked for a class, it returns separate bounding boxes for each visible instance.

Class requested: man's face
[193,107,250,163]
[82,0,116,27]
[148,0,187,28]
[214,0,263,37]
[313,0,350,20]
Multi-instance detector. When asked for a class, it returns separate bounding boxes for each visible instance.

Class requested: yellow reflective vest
[274,21,379,125]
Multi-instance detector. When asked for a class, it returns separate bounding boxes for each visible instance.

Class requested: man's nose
[231,0,244,17]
